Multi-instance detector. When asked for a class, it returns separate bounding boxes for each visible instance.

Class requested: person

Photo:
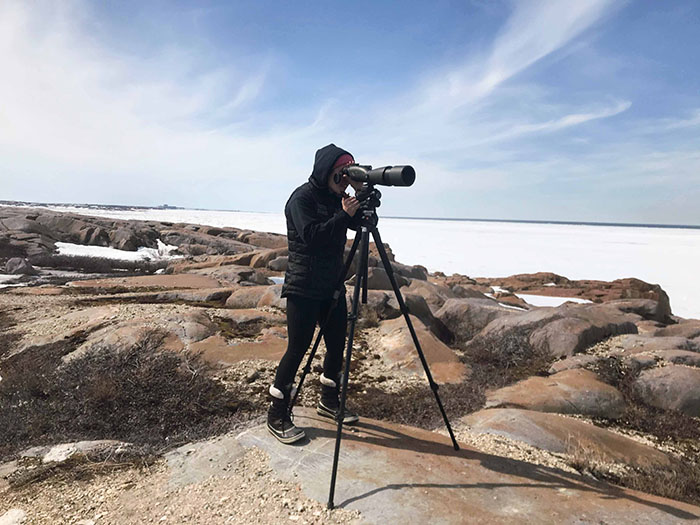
[267,143,362,444]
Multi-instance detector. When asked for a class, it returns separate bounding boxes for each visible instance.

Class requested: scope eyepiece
[343,164,415,187]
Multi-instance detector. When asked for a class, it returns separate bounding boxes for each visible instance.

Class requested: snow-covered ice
[30,206,700,319]
[55,239,181,261]
[515,294,592,308]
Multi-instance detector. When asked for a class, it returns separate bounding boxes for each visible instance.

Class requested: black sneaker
[267,386,306,444]
[317,378,360,425]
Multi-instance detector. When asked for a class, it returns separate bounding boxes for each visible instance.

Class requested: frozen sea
[43,206,700,320]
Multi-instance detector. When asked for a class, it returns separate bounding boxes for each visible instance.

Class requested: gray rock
[5,257,37,275]
[548,354,600,374]
[528,303,639,358]
[436,297,514,345]
[634,365,700,416]
[463,408,670,468]
[485,369,626,419]
[268,256,288,272]
[346,266,409,290]
[403,279,457,311]
[388,292,452,343]
[654,320,700,340]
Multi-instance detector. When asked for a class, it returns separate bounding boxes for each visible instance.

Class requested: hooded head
[308,144,354,190]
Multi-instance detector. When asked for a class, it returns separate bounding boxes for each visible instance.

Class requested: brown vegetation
[0,330,253,462]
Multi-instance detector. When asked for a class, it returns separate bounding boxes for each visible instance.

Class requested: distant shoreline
[2,200,699,231]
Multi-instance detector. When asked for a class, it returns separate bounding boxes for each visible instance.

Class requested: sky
[1,0,699,224]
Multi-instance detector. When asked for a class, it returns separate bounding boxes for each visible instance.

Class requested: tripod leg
[370,227,460,451]
[328,226,369,509]
[289,233,362,412]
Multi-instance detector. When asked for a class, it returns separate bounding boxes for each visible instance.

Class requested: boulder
[610,334,698,353]
[257,284,286,309]
[358,290,401,321]
[236,231,287,249]
[404,279,457,311]
[154,288,234,304]
[189,265,270,286]
[435,298,514,345]
[654,320,700,340]
[606,299,672,324]
[225,286,269,309]
[347,266,409,290]
[375,315,468,384]
[5,257,37,275]
[650,350,700,368]
[387,292,452,343]
[463,408,670,468]
[390,261,428,280]
[548,354,600,374]
[485,369,626,419]
[633,365,700,416]
[268,256,288,272]
[527,303,638,358]
[250,247,288,269]
[67,274,222,290]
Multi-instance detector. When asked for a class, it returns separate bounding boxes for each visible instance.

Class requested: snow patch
[55,239,182,261]
[516,294,592,308]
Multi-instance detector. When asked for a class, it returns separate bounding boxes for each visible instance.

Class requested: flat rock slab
[67,274,222,290]
[377,315,468,384]
[485,369,626,419]
[191,329,288,363]
[463,408,670,468]
[216,408,699,524]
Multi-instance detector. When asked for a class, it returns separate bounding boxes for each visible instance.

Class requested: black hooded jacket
[281,144,355,300]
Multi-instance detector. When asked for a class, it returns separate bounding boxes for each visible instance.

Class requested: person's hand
[342,194,360,217]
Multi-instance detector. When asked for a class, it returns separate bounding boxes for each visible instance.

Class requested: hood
[308,143,353,189]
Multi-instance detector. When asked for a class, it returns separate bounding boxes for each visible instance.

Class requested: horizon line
[2,199,699,231]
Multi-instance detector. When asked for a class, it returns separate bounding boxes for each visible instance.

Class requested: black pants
[273,294,347,390]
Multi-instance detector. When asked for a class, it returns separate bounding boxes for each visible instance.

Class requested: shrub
[0,330,246,461]
[29,254,168,274]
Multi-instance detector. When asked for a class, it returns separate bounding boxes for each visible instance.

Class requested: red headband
[332,153,354,171]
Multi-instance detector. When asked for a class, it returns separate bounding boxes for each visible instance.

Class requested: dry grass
[29,253,167,274]
[0,329,251,462]
[567,441,700,505]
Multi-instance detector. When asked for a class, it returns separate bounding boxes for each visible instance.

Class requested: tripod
[288,195,459,509]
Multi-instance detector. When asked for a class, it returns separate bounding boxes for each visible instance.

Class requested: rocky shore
[1,205,699,524]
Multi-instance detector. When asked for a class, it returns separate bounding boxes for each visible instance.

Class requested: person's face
[328,165,351,195]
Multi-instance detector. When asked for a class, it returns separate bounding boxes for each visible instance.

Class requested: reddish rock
[192,328,288,364]
[67,274,222,290]
[477,274,672,321]
[249,247,288,269]
[236,231,287,249]
[376,315,469,384]
[463,408,670,468]
[634,365,700,416]
[485,369,626,419]
[257,284,286,309]
[610,334,698,354]
[154,288,234,304]
[225,286,268,309]
[654,320,700,339]
[548,354,600,374]
[189,265,270,286]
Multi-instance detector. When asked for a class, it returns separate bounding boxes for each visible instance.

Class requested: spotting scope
[342,164,415,187]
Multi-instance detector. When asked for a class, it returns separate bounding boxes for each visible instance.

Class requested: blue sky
[1,0,699,224]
